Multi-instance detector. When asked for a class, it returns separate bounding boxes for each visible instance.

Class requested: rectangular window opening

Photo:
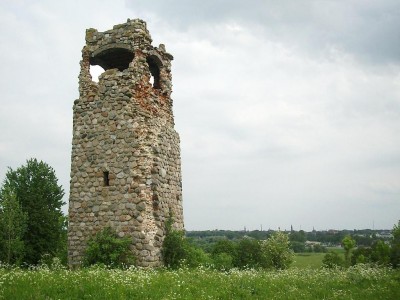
[103,171,110,186]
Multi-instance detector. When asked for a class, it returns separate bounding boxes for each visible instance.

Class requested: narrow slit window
[103,171,110,186]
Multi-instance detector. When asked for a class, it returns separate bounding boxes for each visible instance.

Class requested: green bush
[162,221,210,269]
[83,227,135,268]
[290,241,305,253]
[260,231,294,270]
[322,251,344,268]
[235,238,262,269]
[212,253,234,270]
[162,226,187,269]
[182,244,212,268]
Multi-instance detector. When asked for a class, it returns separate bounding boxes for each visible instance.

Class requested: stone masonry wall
[68,19,184,268]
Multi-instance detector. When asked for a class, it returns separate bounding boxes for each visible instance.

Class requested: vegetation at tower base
[161,218,210,269]
[162,225,294,271]
[0,159,65,265]
[83,227,135,268]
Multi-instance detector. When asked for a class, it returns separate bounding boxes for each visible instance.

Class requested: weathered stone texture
[68,19,184,268]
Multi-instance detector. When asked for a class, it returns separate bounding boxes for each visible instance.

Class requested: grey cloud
[128,0,400,64]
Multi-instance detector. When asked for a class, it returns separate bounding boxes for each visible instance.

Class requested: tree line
[1,159,399,270]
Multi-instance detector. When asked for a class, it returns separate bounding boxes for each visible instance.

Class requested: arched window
[90,46,134,71]
[146,55,162,89]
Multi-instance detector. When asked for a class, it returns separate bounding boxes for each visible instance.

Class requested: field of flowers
[0,264,399,299]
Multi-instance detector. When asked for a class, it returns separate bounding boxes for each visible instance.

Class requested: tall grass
[0,264,399,299]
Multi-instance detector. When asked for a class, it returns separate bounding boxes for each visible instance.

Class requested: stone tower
[68,19,184,268]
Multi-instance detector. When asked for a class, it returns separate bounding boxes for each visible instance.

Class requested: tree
[260,231,294,270]
[391,220,400,268]
[0,188,27,265]
[342,235,356,267]
[370,240,391,266]
[0,159,65,264]
[211,239,237,258]
[235,238,262,269]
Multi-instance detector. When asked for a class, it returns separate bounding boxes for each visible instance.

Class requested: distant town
[186,228,393,253]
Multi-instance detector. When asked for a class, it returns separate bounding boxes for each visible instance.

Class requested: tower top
[84,19,173,73]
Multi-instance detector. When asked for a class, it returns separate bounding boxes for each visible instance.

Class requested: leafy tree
[83,227,135,268]
[260,231,294,270]
[235,238,262,269]
[210,239,237,270]
[211,239,237,258]
[322,251,344,268]
[391,220,400,268]
[290,241,305,253]
[342,235,356,266]
[0,159,65,264]
[370,240,391,266]
[0,188,27,265]
[289,230,306,243]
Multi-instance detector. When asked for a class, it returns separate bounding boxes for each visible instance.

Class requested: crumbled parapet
[68,19,184,268]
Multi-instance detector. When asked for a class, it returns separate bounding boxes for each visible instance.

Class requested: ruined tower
[68,19,184,267]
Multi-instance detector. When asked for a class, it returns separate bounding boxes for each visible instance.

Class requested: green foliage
[322,251,344,268]
[211,239,236,257]
[260,231,294,270]
[210,239,236,270]
[162,219,210,269]
[162,221,187,269]
[212,253,234,270]
[391,220,400,268]
[0,188,27,265]
[290,241,306,253]
[182,243,212,268]
[235,238,262,269]
[313,244,326,253]
[352,247,372,265]
[371,240,391,266]
[289,230,306,243]
[342,235,356,266]
[0,159,65,265]
[83,227,135,268]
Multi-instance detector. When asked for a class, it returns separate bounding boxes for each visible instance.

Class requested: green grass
[293,250,346,269]
[0,265,399,299]
[292,253,326,269]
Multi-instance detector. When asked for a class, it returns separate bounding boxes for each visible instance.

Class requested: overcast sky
[0,0,399,231]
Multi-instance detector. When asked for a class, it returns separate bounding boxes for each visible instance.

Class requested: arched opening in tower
[146,56,162,89]
[90,47,135,72]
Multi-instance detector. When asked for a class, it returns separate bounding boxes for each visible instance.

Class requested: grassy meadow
[0,263,399,299]
[292,253,326,269]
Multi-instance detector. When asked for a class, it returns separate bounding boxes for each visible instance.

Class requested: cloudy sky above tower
[0,0,399,231]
